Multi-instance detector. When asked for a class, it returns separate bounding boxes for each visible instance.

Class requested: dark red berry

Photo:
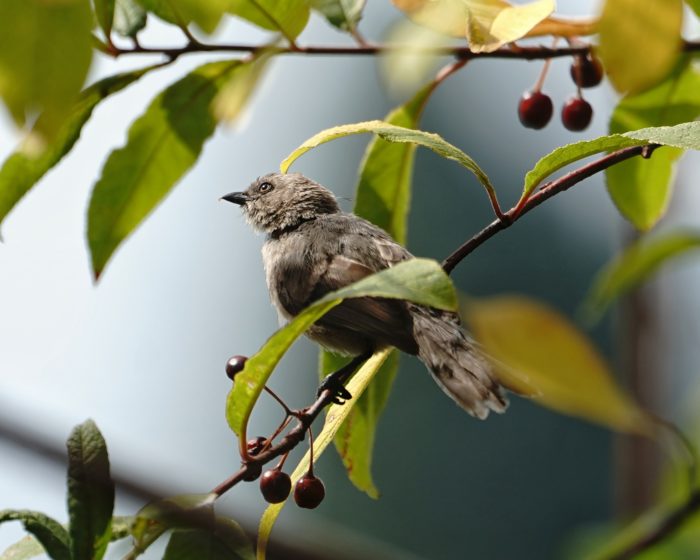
[561,96,593,132]
[518,90,553,130]
[570,54,603,88]
[242,462,262,481]
[247,436,267,456]
[294,474,325,509]
[260,469,291,503]
[225,355,247,380]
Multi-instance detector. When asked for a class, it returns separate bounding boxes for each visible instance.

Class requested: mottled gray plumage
[223,172,507,419]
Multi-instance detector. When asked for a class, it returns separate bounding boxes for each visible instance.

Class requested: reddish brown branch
[108,40,700,62]
[442,144,660,274]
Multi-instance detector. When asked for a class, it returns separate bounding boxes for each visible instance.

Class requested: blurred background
[1,1,699,558]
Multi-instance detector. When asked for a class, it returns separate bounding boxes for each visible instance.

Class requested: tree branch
[442,144,660,274]
[108,39,700,62]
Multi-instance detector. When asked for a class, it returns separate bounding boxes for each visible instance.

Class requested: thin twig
[442,144,660,274]
[107,40,700,62]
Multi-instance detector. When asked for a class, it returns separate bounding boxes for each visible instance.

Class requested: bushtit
[223,173,507,419]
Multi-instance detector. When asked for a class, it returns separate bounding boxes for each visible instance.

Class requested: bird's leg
[317,351,373,405]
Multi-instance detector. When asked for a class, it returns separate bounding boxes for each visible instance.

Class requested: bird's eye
[258,182,273,193]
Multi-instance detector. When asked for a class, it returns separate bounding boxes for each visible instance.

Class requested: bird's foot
[317,373,353,405]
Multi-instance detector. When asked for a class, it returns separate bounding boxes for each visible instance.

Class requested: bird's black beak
[221,191,249,205]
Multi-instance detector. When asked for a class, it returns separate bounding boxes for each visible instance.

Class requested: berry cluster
[518,53,603,132]
[226,355,327,509]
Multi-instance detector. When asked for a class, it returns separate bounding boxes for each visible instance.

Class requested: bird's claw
[317,374,353,405]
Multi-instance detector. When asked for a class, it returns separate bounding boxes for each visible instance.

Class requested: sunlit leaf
[94,0,116,38]
[321,350,398,498]
[324,82,436,497]
[607,60,700,230]
[0,66,156,233]
[465,0,555,53]
[0,511,70,560]
[0,0,93,138]
[88,59,250,279]
[281,120,497,206]
[226,258,456,438]
[1,534,46,560]
[311,0,366,32]
[598,0,683,94]
[114,0,147,37]
[163,518,254,560]
[66,420,114,560]
[228,0,310,42]
[586,230,700,318]
[391,0,585,49]
[212,49,275,123]
[136,0,228,34]
[380,21,448,95]
[465,295,654,435]
[625,122,700,150]
[257,349,392,560]
[519,135,646,204]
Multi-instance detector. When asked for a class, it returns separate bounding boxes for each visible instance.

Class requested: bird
[222,172,508,419]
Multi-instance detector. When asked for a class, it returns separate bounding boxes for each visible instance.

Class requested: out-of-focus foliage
[0,0,93,140]
[598,0,683,94]
[586,230,700,318]
[607,59,700,230]
[465,295,654,435]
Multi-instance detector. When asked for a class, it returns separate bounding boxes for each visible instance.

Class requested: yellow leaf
[392,0,593,51]
[598,0,683,94]
[256,349,392,560]
[464,295,654,435]
[466,0,555,53]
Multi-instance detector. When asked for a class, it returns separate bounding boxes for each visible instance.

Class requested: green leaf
[94,0,116,37]
[136,0,228,33]
[281,120,497,206]
[0,511,70,560]
[598,0,683,94]
[687,0,700,17]
[228,0,310,42]
[87,59,251,279]
[624,121,700,149]
[66,420,115,560]
[129,494,217,557]
[310,0,365,32]
[163,519,254,560]
[465,295,654,435]
[323,83,436,497]
[0,66,155,233]
[0,0,93,138]
[114,0,147,37]
[322,350,398,498]
[519,136,646,203]
[212,49,275,122]
[257,349,392,559]
[607,60,700,230]
[585,230,700,318]
[226,258,456,437]
[1,534,47,560]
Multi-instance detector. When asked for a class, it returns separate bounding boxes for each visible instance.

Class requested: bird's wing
[310,225,419,354]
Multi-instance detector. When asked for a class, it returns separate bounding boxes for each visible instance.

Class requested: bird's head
[222,172,340,234]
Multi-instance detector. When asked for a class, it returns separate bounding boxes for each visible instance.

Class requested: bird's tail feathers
[412,307,508,419]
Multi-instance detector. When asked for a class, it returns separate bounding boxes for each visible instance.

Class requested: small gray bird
[223,172,507,419]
